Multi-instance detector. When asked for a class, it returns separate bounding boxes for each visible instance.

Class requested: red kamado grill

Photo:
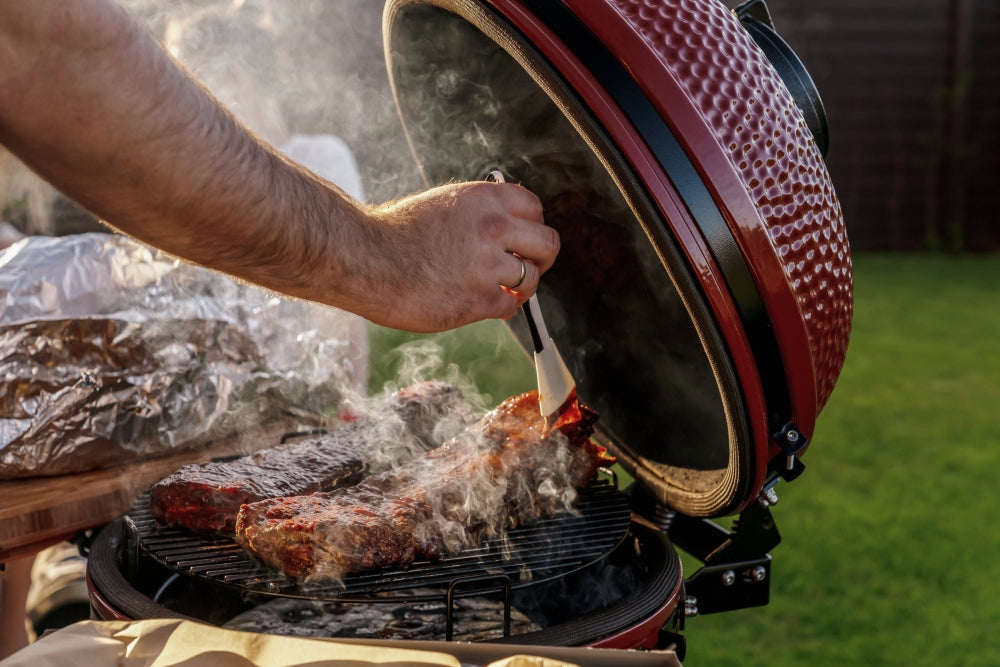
[85,0,851,662]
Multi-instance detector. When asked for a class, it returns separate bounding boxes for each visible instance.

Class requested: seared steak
[150,381,473,534]
[235,391,609,582]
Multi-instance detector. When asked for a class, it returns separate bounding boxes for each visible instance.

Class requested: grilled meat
[150,381,473,534]
[235,391,609,582]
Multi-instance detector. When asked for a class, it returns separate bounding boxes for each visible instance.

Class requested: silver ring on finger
[504,256,526,290]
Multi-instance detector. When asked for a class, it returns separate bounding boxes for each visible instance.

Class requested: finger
[492,284,523,321]
[500,260,540,307]
[489,183,558,274]
[502,218,560,274]
[494,182,544,222]
[498,253,527,290]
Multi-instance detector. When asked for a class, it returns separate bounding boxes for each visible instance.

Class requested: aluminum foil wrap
[0,232,368,479]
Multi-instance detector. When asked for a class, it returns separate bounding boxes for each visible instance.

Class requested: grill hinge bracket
[663,498,782,616]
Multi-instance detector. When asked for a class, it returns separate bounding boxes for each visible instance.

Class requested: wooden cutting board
[0,418,306,562]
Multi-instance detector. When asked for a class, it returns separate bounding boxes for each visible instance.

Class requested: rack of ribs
[235,390,611,582]
[150,381,473,535]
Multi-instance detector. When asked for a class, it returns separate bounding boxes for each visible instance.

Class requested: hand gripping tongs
[486,171,577,421]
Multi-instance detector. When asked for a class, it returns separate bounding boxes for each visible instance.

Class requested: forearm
[0,0,362,307]
[0,0,558,333]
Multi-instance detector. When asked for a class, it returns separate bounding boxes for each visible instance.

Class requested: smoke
[0,1,422,236]
[236,392,600,585]
[0,149,57,235]
[375,338,497,414]
[300,417,587,585]
[122,0,422,202]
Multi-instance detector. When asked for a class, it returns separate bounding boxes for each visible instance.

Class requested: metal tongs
[521,294,577,419]
[487,171,577,420]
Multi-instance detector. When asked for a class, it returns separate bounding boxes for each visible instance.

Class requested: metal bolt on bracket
[721,570,736,586]
[684,596,699,617]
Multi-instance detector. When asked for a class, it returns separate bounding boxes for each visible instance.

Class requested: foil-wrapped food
[0,232,368,479]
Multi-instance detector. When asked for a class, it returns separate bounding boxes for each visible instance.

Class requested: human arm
[0,0,558,333]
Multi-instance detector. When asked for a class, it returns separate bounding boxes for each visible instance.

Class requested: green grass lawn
[684,254,1000,666]
[366,254,1000,665]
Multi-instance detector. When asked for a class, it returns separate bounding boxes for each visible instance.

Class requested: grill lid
[384,0,852,517]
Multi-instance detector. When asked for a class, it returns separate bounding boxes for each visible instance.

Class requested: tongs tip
[522,295,576,419]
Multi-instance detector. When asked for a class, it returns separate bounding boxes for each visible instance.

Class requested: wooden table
[0,419,303,562]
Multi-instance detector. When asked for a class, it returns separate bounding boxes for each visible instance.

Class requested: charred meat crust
[235,391,609,582]
[150,381,473,534]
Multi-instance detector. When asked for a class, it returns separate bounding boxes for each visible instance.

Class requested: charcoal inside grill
[223,593,541,642]
[126,480,630,603]
[219,558,644,642]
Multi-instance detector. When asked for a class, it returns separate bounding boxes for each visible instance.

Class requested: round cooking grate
[125,480,631,603]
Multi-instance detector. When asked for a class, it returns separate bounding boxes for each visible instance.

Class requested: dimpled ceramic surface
[605,0,852,409]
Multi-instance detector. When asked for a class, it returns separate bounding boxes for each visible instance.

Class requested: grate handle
[445,573,513,641]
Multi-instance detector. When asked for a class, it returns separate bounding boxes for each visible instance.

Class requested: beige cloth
[0,619,594,667]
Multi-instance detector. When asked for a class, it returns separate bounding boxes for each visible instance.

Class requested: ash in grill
[223,595,542,643]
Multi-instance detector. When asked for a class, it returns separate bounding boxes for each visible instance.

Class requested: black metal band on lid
[520,0,795,435]
[735,0,829,157]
